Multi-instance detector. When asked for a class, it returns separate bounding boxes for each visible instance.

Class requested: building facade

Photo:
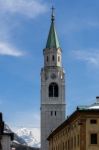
[1,133,13,150]
[48,97,99,150]
[0,112,13,150]
[41,9,66,150]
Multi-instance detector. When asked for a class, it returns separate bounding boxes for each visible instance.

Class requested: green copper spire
[46,7,60,49]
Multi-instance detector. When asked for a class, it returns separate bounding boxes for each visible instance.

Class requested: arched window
[49,82,59,97]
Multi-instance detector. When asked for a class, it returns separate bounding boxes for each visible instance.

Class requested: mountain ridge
[15,127,40,148]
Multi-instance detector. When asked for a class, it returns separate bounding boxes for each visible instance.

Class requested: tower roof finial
[51,6,55,22]
[46,6,60,49]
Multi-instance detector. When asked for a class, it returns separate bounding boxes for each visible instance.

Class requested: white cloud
[73,49,99,66]
[0,42,24,57]
[0,0,48,18]
[0,0,48,53]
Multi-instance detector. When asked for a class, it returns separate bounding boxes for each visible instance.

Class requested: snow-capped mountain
[15,128,40,148]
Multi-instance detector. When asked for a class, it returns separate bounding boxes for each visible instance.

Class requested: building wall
[41,66,65,150]
[80,118,86,150]
[48,111,99,150]
[1,135,11,150]
[86,116,99,150]
[41,45,65,150]
[49,118,81,150]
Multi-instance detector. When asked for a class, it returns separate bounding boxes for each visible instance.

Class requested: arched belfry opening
[49,82,59,97]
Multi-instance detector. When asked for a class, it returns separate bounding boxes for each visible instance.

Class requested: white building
[1,133,13,150]
[0,113,14,150]
[41,8,66,150]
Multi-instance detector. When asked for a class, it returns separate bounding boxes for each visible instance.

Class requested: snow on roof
[77,98,99,110]
[88,103,99,109]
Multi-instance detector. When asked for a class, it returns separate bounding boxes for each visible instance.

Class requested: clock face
[51,73,56,79]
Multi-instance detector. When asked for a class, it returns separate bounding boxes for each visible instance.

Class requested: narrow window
[71,137,73,149]
[51,111,53,116]
[54,84,58,97]
[47,56,48,62]
[63,142,64,150]
[55,111,56,116]
[52,55,55,61]
[90,119,97,124]
[49,84,53,97]
[68,140,70,150]
[58,56,60,62]
[91,133,97,144]
[78,135,79,146]
[74,136,76,147]
[66,141,67,150]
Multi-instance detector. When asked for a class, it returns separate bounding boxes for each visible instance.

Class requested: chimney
[96,96,99,103]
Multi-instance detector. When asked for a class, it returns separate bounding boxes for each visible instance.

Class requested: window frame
[90,133,97,145]
[49,82,59,97]
[46,56,49,62]
[58,56,60,62]
[52,55,55,61]
[90,119,97,124]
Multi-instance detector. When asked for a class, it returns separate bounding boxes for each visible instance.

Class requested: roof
[47,107,99,140]
[46,10,60,49]
[3,132,14,140]
[78,101,99,110]
[3,124,14,140]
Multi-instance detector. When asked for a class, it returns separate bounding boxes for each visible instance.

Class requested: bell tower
[41,8,66,150]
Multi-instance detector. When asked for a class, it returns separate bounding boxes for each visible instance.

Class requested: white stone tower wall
[41,66,66,150]
[41,10,66,150]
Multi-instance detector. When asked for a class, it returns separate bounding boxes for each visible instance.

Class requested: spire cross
[51,6,55,22]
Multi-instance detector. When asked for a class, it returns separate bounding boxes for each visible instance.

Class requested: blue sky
[0,0,99,129]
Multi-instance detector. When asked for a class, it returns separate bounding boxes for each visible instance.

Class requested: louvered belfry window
[49,82,58,97]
